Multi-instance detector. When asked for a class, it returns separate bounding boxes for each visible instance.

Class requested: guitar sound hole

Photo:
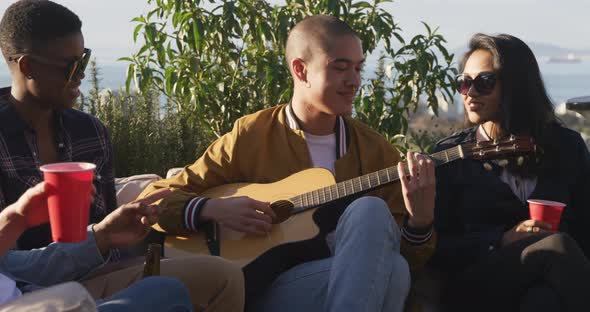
[270,200,294,224]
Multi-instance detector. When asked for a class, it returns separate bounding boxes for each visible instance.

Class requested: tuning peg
[483,162,493,171]
[517,156,524,166]
[498,159,509,167]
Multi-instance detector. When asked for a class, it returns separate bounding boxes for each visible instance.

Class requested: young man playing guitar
[139,15,436,312]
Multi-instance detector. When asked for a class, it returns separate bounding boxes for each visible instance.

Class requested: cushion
[115,174,162,206]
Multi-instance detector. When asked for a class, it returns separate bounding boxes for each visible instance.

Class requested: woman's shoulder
[547,123,586,149]
[434,127,476,152]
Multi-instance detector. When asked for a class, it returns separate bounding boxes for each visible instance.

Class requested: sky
[1,0,589,66]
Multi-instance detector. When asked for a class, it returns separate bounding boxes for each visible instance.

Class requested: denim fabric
[0,226,107,290]
[254,196,411,312]
[96,277,193,312]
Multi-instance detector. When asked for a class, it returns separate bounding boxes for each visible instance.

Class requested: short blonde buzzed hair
[285,15,358,66]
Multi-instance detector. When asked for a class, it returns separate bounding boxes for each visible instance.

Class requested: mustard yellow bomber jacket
[139,104,436,271]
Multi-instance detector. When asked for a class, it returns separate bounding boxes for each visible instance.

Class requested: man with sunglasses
[0,2,246,311]
[0,1,112,253]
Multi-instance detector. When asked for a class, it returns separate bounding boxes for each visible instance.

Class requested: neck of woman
[481,121,505,140]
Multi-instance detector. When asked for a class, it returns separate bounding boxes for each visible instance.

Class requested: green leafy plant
[79,60,212,177]
[123,0,456,142]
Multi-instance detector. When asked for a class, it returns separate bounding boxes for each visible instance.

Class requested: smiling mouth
[467,101,484,111]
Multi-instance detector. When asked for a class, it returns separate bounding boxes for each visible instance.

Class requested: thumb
[19,182,47,205]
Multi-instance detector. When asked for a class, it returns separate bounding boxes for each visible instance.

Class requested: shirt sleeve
[430,143,504,272]
[0,175,5,211]
[98,121,117,214]
[562,134,590,258]
[0,226,108,287]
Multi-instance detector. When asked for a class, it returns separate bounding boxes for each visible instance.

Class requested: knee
[546,233,577,248]
[343,196,393,226]
[216,258,245,293]
[193,256,244,293]
[388,253,411,296]
[141,277,192,307]
[523,233,586,263]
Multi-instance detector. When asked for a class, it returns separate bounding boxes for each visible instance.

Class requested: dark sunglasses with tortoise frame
[8,48,92,83]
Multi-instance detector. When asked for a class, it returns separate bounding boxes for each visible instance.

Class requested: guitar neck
[290,145,464,212]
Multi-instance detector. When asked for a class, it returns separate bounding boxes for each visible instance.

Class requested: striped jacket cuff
[401,218,433,245]
[183,197,210,232]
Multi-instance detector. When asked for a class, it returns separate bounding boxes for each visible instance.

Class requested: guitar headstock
[461,135,537,160]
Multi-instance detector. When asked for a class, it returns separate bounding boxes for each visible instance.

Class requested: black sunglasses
[9,48,92,82]
[456,72,497,96]
[64,48,92,82]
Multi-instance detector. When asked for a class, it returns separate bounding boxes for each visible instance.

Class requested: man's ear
[17,55,34,79]
[291,58,307,83]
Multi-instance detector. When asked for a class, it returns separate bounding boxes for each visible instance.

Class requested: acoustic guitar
[155,136,536,302]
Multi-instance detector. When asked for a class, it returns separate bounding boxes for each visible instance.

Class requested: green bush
[79,60,213,177]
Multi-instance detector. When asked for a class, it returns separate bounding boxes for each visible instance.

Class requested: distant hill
[452,42,590,60]
[527,42,590,57]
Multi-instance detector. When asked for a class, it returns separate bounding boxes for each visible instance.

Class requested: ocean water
[539,61,590,105]
[1,60,589,108]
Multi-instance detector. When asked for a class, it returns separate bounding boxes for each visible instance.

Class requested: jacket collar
[284,103,349,159]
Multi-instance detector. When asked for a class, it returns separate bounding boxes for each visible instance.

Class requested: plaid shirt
[0,87,117,250]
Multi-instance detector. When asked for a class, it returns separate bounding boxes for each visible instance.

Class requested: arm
[137,122,241,235]
[0,186,171,286]
[428,136,515,271]
[0,227,106,286]
[0,183,106,285]
[432,163,505,272]
[562,134,590,257]
[98,122,118,214]
[373,143,436,272]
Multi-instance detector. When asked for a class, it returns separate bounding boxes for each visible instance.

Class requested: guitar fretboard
[290,145,464,213]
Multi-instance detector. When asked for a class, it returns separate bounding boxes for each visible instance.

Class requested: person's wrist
[91,223,110,257]
[1,209,27,234]
[199,199,219,222]
[407,215,433,230]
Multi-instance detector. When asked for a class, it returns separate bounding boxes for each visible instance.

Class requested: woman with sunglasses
[428,33,590,311]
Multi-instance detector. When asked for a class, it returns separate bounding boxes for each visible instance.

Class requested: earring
[305,81,311,88]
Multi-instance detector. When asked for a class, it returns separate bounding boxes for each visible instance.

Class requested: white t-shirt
[303,131,338,251]
[0,272,22,305]
[303,132,337,174]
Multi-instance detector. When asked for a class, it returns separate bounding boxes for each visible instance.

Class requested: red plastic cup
[40,162,96,242]
[527,199,566,232]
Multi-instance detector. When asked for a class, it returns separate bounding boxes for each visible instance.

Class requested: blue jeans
[254,196,411,312]
[96,276,193,312]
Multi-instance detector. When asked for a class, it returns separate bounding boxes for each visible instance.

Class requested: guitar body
[159,168,346,303]
[160,167,337,263]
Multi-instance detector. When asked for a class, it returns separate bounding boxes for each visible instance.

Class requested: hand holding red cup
[527,199,566,232]
[40,162,96,242]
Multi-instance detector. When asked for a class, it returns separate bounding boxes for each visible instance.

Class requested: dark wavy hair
[460,34,562,173]
[0,0,82,59]
[459,33,558,141]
